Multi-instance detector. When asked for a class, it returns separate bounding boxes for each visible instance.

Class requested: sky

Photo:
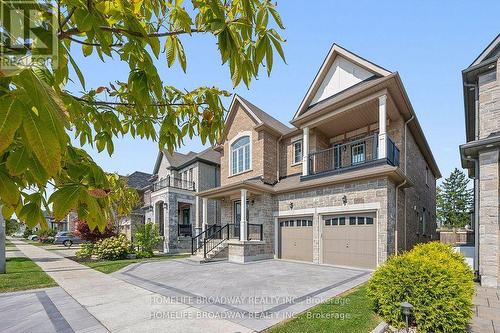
[69,0,500,182]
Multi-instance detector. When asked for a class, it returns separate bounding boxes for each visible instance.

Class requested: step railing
[203,224,235,258]
[191,224,219,255]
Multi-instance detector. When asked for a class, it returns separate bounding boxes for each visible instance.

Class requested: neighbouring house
[118,171,153,241]
[196,44,441,269]
[143,148,221,253]
[460,34,500,288]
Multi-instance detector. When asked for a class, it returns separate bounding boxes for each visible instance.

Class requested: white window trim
[228,131,252,176]
[292,139,303,165]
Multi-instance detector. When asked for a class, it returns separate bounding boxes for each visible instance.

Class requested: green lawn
[267,286,379,333]
[0,258,57,293]
[5,239,15,247]
[80,254,190,274]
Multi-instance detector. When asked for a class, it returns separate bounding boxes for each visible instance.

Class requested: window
[351,142,365,165]
[339,217,346,225]
[349,217,357,225]
[422,208,427,235]
[332,217,338,226]
[325,219,331,226]
[292,140,303,164]
[231,136,251,174]
[188,168,193,183]
[366,217,374,225]
[425,166,429,186]
[357,217,365,225]
[333,144,341,169]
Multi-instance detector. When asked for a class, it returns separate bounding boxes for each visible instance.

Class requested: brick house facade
[198,44,440,268]
[460,34,500,287]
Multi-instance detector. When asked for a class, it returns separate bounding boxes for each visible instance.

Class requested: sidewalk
[469,285,500,333]
[12,239,252,333]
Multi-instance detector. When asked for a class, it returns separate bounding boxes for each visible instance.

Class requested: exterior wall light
[289,202,294,210]
[342,195,347,205]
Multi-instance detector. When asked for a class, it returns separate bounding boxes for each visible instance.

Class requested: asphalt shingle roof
[125,171,152,189]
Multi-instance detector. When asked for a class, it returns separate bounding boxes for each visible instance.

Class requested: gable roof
[218,95,292,144]
[469,33,500,68]
[152,147,220,176]
[293,44,392,120]
[125,171,152,189]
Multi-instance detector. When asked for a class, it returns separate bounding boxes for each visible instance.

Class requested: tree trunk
[0,208,5,274]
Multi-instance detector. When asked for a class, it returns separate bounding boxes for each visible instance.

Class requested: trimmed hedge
[367,242,474,332]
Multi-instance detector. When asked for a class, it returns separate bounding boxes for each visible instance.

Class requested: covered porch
[195,182,274,262]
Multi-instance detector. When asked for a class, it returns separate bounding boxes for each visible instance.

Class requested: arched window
[231,136,250,174]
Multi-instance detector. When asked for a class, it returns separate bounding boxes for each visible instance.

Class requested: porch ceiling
[311,96,400,137]
[198,180,273,200]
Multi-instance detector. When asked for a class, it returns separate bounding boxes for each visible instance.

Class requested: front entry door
[233,200,249,238]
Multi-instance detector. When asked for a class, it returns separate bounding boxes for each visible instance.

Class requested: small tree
[134,223,162,258]
[5,219,20,236]
[437,168,473,228]
[74,219,116,243]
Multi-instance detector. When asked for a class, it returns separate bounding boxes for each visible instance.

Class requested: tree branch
[69,94,208,108]
[59,26,205,39]
[67,36,123,47]
[60,7,76,29]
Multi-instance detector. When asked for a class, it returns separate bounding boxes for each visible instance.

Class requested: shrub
[23,228,33,239]
[36,229,57,243]
[133,223,161,258]
[94,234,130,260]
[74,219,116,242]
[5,219,20,235]
[76,243,94,260]
[367,242,474,332]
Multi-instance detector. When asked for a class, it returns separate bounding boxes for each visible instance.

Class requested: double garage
[278,212,377,269]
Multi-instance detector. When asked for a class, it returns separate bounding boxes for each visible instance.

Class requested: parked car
[27,235,39,241]
[54,232,83,247]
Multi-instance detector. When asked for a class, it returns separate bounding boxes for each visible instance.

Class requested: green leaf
[265,38,273,76]
[269,31,286,63]
[74,9,94,32]
[166,36,177,67]
[0,169,20,205]
[49,184,82,220]
[177,39,187,72]
[269,7,285,29]
[0,97,23,154]
[66,45,86,90]
[19,202,45,229]
[6,147,30,175]
[22,106,62,176]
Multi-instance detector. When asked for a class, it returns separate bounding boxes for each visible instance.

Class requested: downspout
[395,114,415,254]
[463,156,479,273]
[276,135,283,182]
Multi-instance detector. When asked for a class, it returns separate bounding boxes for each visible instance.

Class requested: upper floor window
[292,140,303,164]
[351,142,365,165]
[231,136,251,175]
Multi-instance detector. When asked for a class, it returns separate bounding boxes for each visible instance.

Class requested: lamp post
[400,301,413,332]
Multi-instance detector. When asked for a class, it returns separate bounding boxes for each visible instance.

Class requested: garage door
[279,218,313,262]
[322,213,376,269]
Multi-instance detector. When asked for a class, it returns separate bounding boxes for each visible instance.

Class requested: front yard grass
[79,254,190,274]
[0,258,57,293]
[267,286,379,333]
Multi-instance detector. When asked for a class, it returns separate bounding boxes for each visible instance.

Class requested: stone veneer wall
[478,150,499,287]
[478,58,500,140]
[276,177,394,265]
[164,190,196,253]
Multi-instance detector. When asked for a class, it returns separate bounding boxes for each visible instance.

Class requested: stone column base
[227,240,273,263]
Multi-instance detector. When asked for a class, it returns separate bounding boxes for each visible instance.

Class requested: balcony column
[240,189,248,241]
[202,197,208,234]
[302,127,310,176]
[378,95,387,159]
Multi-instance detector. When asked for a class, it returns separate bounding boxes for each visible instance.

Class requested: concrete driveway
[114,259,370,332]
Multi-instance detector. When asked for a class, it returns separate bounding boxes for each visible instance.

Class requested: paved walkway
[0,287,107,333]
[470,285,500,333]
[11,239,253,333]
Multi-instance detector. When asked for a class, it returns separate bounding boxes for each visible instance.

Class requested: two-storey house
[144,148,221,253]
[196,44,440,269]
[460,34,500,287]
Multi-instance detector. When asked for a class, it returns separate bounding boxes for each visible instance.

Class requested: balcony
[152,176,196,192]
[307,134,400,177]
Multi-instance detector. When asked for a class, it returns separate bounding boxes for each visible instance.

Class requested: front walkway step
[12,240,251,333]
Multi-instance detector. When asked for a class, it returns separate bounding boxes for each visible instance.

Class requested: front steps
[190,240,229,263]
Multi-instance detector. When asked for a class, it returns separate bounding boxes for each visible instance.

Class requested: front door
[233,200,249,238]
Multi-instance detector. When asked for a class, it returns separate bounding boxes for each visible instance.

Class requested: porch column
[302,127,310,176]
[163,202,168,252]
[240,189,248,241]
[378,95,387,159]
[202,197,208,234]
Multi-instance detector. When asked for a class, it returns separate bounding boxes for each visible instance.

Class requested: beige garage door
[322,213,376,269]
[279,218,313,262]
